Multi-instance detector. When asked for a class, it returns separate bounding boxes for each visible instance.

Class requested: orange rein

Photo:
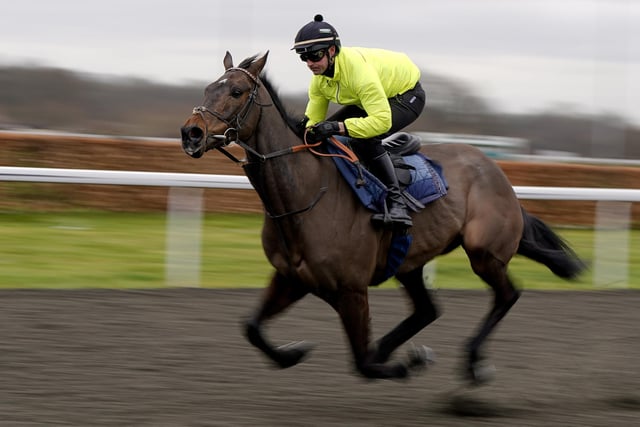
[297,129,360,165]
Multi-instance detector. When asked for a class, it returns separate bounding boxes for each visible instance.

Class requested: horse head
[180,51,269,158]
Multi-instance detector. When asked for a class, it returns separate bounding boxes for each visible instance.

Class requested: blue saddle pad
[326,138,448,213]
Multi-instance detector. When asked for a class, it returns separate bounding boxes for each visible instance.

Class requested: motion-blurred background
[2,5,640,425]
[1,0,638,289]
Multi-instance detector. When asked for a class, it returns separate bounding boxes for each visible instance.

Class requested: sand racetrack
[1,288,639,426]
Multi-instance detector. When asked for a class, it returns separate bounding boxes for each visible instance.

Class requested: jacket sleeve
[342,61,392,139]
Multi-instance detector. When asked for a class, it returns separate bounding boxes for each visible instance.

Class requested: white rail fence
[2,166,639,287]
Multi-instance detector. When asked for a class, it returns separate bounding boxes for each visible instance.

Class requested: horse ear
[223,51,233,70]
[248,51,269,76]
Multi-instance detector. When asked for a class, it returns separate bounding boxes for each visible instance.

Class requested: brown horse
[180,51,585,384]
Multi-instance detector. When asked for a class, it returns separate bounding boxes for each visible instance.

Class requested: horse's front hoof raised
[275,341,314,368]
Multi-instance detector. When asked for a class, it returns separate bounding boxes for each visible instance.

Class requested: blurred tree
[0,66,637,159]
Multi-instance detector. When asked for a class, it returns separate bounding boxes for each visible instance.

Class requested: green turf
[0,212,637,290]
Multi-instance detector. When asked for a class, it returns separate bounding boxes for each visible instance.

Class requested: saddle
[382,131,423,156]
[327,133,448,214]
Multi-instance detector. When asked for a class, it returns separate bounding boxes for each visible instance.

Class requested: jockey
[292,14,425,229]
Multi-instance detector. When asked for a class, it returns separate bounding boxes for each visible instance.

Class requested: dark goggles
[299,50,326,63]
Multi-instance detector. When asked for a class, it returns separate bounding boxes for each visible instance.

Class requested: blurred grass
[0,211,637,290]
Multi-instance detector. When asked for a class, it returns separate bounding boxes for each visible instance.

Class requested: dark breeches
[328,82,426,162]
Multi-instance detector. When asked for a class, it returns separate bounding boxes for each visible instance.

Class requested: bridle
[192,67,340,166]
[190,66,270,161]
[188,66,364,220]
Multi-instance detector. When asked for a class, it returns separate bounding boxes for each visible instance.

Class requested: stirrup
[371,204,413,230]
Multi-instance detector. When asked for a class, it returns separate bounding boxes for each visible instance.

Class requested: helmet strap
[323,47,337,77]
[323,61,335,78]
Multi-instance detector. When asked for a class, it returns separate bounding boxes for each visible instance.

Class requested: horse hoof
[407,344,436,371]
[275,341,314,369]
[467,361,496,385]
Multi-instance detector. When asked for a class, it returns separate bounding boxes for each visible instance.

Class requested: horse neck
[246,91,330,219]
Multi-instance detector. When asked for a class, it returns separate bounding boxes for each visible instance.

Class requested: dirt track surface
[1,288,639,426]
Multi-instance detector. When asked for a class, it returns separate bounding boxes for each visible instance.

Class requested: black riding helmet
[292,14,341,54]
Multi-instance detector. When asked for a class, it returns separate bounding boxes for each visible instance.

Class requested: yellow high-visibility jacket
[304,46,421,139]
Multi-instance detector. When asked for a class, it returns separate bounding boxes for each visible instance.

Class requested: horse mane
[234,55,303,139]
[259,74,304,139]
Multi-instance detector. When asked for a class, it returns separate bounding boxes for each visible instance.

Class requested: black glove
[308,121,341,142]
[295,115,309,137]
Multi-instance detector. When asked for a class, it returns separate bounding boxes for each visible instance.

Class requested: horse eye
[231,88,243,98]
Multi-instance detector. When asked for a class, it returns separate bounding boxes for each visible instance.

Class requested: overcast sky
[1,0,639,124]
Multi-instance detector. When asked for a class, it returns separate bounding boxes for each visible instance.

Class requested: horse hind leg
[368,267,439,370]
[464,248,520,385]
[245,271,312,369]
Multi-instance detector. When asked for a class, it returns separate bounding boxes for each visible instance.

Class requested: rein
[236,134,366,219]
[218,135,323,164]
[191,66,365,217]
[193,67,361,166]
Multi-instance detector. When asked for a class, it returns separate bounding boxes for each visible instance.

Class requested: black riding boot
[370,152,413,229]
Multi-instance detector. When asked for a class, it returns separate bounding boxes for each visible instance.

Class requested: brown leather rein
[190,67,361,166]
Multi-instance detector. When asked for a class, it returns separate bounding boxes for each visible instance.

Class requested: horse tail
[517,208,587,280]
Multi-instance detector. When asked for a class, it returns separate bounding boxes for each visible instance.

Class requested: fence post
[165,187,204,287]
[593,201,631,288]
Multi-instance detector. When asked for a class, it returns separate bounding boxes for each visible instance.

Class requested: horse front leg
[332,288,409,379]
[245,271,312,369]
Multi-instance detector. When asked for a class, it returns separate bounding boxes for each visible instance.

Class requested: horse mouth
[184,147,204,158]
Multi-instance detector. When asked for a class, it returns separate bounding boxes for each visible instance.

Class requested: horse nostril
[189,127,204,141]
[180,125,204,143]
